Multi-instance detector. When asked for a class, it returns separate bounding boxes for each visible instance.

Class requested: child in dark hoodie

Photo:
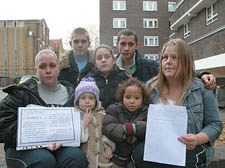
[102,78,152,168]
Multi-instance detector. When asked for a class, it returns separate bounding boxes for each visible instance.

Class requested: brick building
[100,0,176,60]
[169,0,225,84]
[49,39,65,60]
[0,19,49,80]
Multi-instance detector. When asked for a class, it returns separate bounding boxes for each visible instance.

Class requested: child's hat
[74,77,100,107]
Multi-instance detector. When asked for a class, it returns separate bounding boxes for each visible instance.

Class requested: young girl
[102,78,151,168]
[86,44,128,109]
[74,77,115,168]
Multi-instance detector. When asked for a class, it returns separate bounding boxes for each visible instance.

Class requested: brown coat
[75,106,115,168]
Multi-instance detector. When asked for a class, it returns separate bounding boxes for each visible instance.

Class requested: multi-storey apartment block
[100,0,176,60]
[0,19,49,80]
[169,0,225,85]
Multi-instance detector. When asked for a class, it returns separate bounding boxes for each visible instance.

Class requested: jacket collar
[116,51,136,70]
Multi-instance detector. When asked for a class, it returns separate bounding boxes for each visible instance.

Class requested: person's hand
[83,109,93,129]
[178,134,198,150]
[47,142,62,151]
[201,74,216,90]
[104,145,113,160]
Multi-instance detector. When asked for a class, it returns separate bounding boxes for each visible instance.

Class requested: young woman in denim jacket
[132,38,223,168]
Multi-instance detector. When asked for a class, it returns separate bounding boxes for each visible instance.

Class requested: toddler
[102,78,152,168]
[74,77,115,168]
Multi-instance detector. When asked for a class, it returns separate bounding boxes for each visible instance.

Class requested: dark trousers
[5,147,88,168]
[132,142,206,168]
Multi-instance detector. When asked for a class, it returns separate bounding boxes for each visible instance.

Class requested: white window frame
[168,2,176,12]
[184,23,190,38]
[176,0,184,9]
[143,18,158,28]
[206,4,218,25]
[113,1,126,10]
[144,54,159,60]
[113,18,126,28]
[143,1,157,11]
[144,36,159,47]
[113,36,118,47]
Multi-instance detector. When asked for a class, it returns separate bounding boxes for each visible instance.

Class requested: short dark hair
[116,78,151,105]
[117,29,138,43]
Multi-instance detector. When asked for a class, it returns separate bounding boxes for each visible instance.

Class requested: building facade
[169,0,225,84]
[49,39,65,60]
[100,0,176,60]
[0,19,49,80]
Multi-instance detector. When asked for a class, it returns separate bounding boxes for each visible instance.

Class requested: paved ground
[0,88,225,168]
[0,88,7,168]
[0,144,6,168]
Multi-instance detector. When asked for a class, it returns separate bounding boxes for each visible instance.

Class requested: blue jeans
[5,147,88,168]
[132,142,206,168]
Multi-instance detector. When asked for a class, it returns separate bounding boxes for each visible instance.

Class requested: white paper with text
[144,104,187,166]
[17,107,80,150]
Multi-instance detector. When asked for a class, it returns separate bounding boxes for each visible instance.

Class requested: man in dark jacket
[116,29,216,89]
[0,49,88,168]
[58,27,94,87]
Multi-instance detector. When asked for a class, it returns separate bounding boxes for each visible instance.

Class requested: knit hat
[74,77,100,108]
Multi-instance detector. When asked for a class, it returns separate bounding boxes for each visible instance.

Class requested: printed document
[144,104,187,166]
[17,107,80,150]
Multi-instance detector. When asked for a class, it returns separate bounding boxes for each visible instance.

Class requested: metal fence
[0,77,14,87]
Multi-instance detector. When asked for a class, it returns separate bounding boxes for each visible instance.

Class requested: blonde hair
[35,49,58,67]
[71,27,90,41]
[152,38,195,105]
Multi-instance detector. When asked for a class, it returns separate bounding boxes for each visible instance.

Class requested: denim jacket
[148,79,223,166]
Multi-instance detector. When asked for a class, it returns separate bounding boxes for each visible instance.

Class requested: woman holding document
[0,49,88,168]
[132,38,223,167]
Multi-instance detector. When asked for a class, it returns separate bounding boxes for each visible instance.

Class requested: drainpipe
[3,21,8,77]
[14,20,18,78]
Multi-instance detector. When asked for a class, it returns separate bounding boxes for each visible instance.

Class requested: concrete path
[0,144,6,168]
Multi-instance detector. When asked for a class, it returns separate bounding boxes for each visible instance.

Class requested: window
[13,21,17,27]
[206,4,218,25]
[143,18,158,28]
[143,1,157,11]
[113,1,126,10]
[4,21,7,27]
[113,18,126,28]
[144,36,159,46]
[184,23,190,38]
[113,36,118,46]
[168,2,176,12]
[42,22,46,35]
[144,54,159,60]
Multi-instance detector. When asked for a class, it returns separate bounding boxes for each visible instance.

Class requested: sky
[0,0,99,47]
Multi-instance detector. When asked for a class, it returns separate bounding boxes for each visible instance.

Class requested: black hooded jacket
[0,79,74,150]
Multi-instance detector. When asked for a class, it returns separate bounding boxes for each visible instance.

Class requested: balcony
[170,0,217,30]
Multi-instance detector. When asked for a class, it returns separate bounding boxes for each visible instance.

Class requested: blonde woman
[132,39,223,168]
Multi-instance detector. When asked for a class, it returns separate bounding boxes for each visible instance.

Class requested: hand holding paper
[144,104,187,166]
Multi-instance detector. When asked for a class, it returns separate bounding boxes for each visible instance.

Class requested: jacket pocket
[188,102,203,132]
